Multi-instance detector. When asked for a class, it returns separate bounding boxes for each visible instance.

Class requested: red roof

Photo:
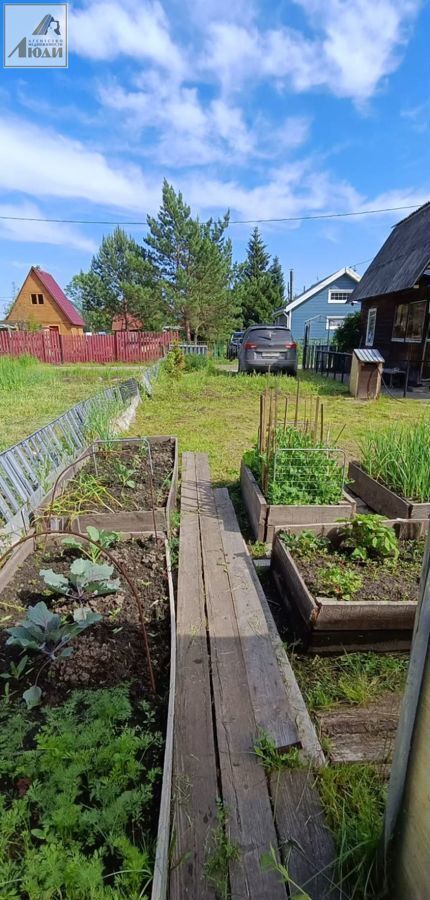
[33,268,84,327]
[112,313,143,331]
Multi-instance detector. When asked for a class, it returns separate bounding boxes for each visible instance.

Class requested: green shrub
[164,344,185,376]
[361,419,430,502]
[184,353,209,371]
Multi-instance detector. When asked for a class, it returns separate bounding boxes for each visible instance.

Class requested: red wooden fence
[0,330,178,365]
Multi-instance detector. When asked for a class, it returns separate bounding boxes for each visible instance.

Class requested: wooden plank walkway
[170,451,338,899]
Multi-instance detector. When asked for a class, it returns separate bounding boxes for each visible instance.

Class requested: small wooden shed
[350,203,430,384]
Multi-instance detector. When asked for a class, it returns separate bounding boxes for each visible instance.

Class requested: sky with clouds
[0,0,429,315]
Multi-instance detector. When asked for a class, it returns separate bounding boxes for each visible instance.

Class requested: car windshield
[232,331,244,339]
[246,327,293,341]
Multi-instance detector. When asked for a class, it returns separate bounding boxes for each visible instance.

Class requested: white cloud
[69,0,185,73]
[0,115,159,211]
[0,202,96,251]
[202,0,421,102]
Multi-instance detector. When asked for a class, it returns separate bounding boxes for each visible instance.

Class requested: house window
[38,294,44,304]
[326,316,346,331]
[366,308,377,347]
[392,300,426,343]
[328,289,353,304]
[31,294,38,305]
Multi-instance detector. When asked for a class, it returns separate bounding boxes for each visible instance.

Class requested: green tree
[144,180,238,340]
[270,256,285,306]
[239,227,280,327]
[67,228,164,331]
[334,311,361,352]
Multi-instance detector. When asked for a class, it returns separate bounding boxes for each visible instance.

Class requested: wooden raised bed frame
[271,521,427,652]
[348,461,430,520]
[0,532,176,900]
[39,436,178,538]
[241,460,356,542]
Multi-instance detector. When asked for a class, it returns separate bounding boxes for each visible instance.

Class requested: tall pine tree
[270,256,285,306]
[239,227,280,327]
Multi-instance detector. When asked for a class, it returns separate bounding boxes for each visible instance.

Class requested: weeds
[290,651,408,713]
[317,764,386,899]
[204,800,240,900]
[261,846,311,899]
[319,564,363,601]
[254,730,304,773]
[249,541,268,558]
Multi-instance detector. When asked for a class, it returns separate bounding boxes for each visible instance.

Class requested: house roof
[112,313,143,332]
[33,268,84,326]
[274,267,361,316]
[350,202,430,303]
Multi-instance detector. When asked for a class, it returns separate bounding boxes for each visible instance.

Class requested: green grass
[129,366,429,486]
[290,651,408,713]
[316,764,386,899]
[0,357,143,451]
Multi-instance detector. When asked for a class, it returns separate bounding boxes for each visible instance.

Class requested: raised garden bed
[271,519,426,652]
[0,531,175,899]
[348,461,430,520]
[241,461,356,542]
[39,436,178,537]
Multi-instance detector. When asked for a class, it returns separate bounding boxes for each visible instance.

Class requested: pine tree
[270,256,285,306]
[144,180,237,340]
[239,227,279,327]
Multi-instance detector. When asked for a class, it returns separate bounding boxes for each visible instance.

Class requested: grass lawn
[130,364,430,486]
[0,356,143,451]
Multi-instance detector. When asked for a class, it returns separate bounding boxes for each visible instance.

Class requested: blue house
[273,267,361,343]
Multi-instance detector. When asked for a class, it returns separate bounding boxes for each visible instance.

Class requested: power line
[0,203,421,227]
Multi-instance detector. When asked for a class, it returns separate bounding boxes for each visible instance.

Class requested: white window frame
[326,315,346,331]
[366,308,377,347]
[328,289,353,304]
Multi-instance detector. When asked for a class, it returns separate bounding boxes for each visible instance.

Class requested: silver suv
[238,325,297,375]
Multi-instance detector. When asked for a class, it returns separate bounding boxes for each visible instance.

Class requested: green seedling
[0,655,31,684]
[337,515,399,562]
[261,846,311,899]
[40,558,120,603]
[62,525,119,563]
[280,530,328,558]
[111,459,136,489]
[319,564,363,601]
[6,602,101,707]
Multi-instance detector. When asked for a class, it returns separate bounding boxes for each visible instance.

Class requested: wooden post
[313,396,320,441]
[283,397,288,431]
[384,525,430,897]
[294,379,300,428]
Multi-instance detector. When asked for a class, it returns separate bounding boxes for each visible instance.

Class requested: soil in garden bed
[0,536,170,898]
[0,536,170,705]
[294,540,423,603]
[52,438,175,515]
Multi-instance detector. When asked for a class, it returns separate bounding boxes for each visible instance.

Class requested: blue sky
[0,0,429,315]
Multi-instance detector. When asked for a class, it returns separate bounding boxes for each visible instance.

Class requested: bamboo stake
[313,396,320,441]
[294,379,300,427]
[283,397,288,431]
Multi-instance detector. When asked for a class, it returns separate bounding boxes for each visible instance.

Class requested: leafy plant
[111,459,137,489]
[204,800,240,900]
[280,530,328,558]
[41,558,120,602]
[164,344,186,377]
[6,602,101,707]
[0,685,162,897]
[319,564,363,601]
[254,730,304,773]
[62,525,119,563]
[249,541,267,559]
[246,426,344,506]
[361,418,430,503]
[337,515,399,562]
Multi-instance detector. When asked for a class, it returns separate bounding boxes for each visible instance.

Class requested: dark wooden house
[350,203,430,383]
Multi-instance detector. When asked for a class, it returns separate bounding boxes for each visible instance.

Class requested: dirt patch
[52,438,175,514]
[295,541,422,603]
[0,536,170,707]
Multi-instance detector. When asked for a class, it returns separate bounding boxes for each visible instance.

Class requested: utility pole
[289,269,294,303]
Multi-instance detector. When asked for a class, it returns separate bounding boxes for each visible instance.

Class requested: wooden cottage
[350,203,430,383]
[6,267,84,335]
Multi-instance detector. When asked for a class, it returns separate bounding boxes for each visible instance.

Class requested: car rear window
[246,327,293,341]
